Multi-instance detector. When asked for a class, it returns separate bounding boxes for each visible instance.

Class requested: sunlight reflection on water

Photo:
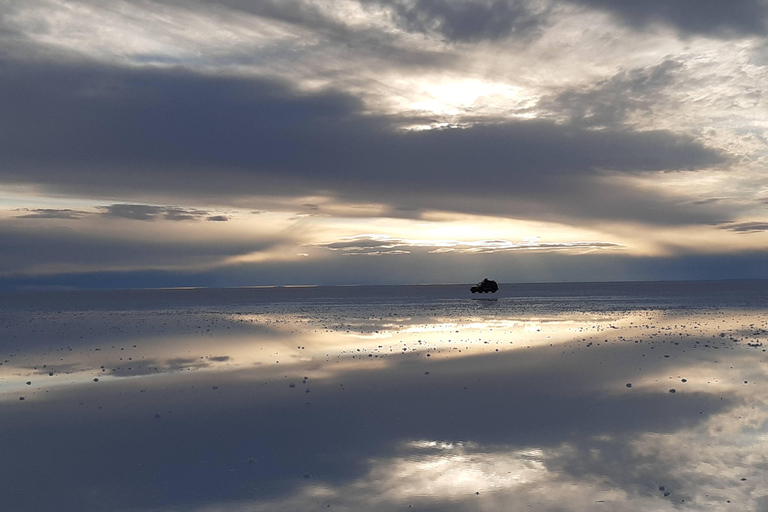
[1,284,767,511]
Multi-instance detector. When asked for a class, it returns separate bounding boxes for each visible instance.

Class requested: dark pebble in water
[212,386,218,390]
[659,486,665,491]
[741,478,747,481]
[19,397,25,401]
[475,492,480,495]
[26,381,31,385]
[48,372,54,376]
[626,383,632,388]
[669,389,676,393]
[289,383,296,388]
[93,378,99,382]
[305,388,311,393]
[425,372,430,375]
[682,379,687,382]
[664,492,671,497]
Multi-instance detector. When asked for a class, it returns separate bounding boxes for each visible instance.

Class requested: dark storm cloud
[14,208,90,220]
[567,0,768,37]
[0,58,727,226]
[365,0,547,42]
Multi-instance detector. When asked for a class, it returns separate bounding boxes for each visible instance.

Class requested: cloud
[98,204,213,222]
[0,59,727,227]
[13,204,232,223]
[543,60,684,128]
[17,0,453,73]
[719,221,768,233]
[365,0,548,42]
[567,0,768,37]
[14,208,90,220]
[317,234,623,255]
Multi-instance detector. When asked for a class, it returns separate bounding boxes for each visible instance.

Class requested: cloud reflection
[1,289,767,511]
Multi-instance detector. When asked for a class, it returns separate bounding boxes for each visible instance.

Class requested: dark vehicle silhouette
[470,278,498,293]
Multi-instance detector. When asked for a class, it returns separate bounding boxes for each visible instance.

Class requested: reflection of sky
[1,288,767,511]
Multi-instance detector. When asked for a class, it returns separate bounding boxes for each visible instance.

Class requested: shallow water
[1,282,767,511]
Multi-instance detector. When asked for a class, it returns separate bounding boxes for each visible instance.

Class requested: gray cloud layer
[568,0,768,37]
[98,204,227,222]
[719,221,768,233]
[0,58,727,226]
[366,0,547,42]
[14,209,90,220]
[14,205,229,222]
[545,60,683,128]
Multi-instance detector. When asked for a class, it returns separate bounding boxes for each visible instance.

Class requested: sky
[1,0,768,289]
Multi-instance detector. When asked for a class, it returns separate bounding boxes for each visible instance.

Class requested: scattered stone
[626,383,632,388]
[669,389,676,393]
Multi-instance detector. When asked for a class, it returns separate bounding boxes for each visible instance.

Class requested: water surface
[1,282,767,511]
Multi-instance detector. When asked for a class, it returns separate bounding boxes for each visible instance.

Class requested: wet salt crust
[1,281,766,511]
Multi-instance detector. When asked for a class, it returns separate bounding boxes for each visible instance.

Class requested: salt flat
[1,282,767,511]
